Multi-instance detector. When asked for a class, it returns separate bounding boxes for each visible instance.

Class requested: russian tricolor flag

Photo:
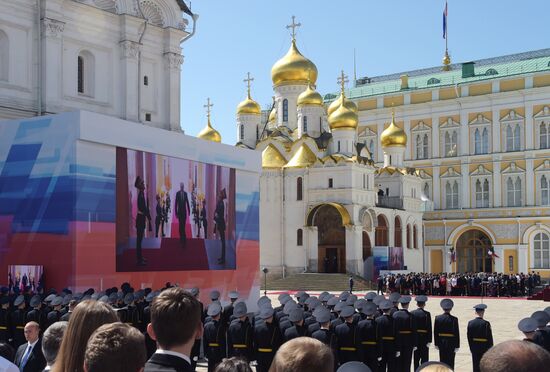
[443,1,448,39]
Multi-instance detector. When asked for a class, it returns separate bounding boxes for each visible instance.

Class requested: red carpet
[116,238,209,272]
[267,290,529,300]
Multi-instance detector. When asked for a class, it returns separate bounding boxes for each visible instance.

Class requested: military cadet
[335,305,361,365]
[221,290,238,326]
[46,296,63,329]
[531,310,550,352]
[253,306,282,372]
[434,299,459,370]
[279,301,297,335]
[0,296,11,343]
[373,295,385,318]
[203,302,226,372]
[284,307,308,342]
[365,292,377,303]
[518,317,538,343]
[25,295,46,331]
[376,299,397,372]
[11,295,27,347]
[60,299,77,322]
[331,302,346,330]
[311,307,337,351]
[467,304,494,372]
[227,302,253,361]
[393,296,416,372]
[357,302,378,372]
[411,295,431,370]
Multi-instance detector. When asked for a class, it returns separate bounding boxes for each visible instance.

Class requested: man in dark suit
[14,322,46,372]
[175,182,190,248]
[135,176,151,266]
[145,288,202,372]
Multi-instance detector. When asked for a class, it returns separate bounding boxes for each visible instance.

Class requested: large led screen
[116,147,237,272]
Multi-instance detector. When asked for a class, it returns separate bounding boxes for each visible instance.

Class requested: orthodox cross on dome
[286,16,301,41]
[204,97,213,120]
[243,72,254,97]
[337,70,349,93]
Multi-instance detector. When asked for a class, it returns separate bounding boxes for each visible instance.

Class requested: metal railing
[376,196,403,209]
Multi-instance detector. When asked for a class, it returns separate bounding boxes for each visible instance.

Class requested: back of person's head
[52,300,118,372]
[213,357,253,372]
[480,340,550,372]
[0,342,15,362]
[269,337,333,372]
[148,287,202,349]
[42,321,68,366]
[84,322,146,372]
[415,361,453,372]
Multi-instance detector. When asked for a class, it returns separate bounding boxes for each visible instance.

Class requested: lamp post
[262,267,268,296]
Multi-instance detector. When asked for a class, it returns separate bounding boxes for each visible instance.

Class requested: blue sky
[180,0,548,143]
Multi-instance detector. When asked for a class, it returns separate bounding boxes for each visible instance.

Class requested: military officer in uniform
[25,295,46,331]
[531,310,550,352]
[357,302,378,372]
[227,302,253,361]
[46,296,63,329]
[203,303,226,372]
[518,317,538,343]
[222,291,239,327]
[376,299,396,372]
[411,295,431,370]
[467,304,494,372]
[253,306,282,372]
[11,295,26,347]
[393,296,416,372]
[335,305,361,365]
[283,307,307,342]
[0,297,11,343]
[389,293,401,316]
[311,307,337,353]
[434,299,460,370]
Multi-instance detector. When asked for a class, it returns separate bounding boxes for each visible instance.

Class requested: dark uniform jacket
[335,321,361,364]
[144,353,193,372]
[11,308,27,346]
[375,313,396,357]
[227,318,253,361]
[203,320,227,367]
[357,318,377,362]
[467,317,494,354]
[283,323,308,342]
[0,307,11,343]
[434,313,460,350]
[253,320,282,370]
[393,309,417,352]
[411,308,432,346]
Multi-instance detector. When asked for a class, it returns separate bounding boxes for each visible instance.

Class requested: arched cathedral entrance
[455,229,494,273]
[307,204,347,273]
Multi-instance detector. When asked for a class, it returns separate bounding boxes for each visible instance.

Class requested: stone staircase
[263,273,375,291]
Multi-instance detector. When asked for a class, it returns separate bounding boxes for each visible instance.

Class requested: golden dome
[236,95,261,115]
[327,93,358,116]
[380,112,407,147]
[268,106,276,123]
[297,84,323,107]
[262,144,287,168]
[271,40,318,87]
[198,118,222,143]
[328,97,358,130]
[284,143,317,168]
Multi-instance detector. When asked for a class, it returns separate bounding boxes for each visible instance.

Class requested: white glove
[396,352,401,357]
[454,348,459,353]
[413,347,417,351]
[377,357,382,361]
[435,346,439,350]
[427,343,431,348]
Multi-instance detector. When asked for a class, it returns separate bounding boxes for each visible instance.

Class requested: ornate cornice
[42,18,65,38]
[120,40,141,60]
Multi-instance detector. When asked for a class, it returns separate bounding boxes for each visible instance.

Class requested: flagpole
[442,0,451,71]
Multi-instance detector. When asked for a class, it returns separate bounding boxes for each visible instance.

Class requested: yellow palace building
[349,49,550,276]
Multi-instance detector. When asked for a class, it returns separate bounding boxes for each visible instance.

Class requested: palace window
[475,179,490,208]
[282,99,288,122]
[534,232,550,269]
[474,128,489,154]
[303,116,308,133]
[297,177,303,201]
[540,122,549,149]
[415,134,429,159]
[506,123,521,151]
[0,30,8,81]
[297,229,303,246]
[541,175,549,206]
[445,180,459,209]
[506,177,522,207]
[444,130,458,157]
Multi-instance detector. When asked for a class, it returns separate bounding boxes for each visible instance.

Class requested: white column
[41,17,65,113]
[494,247,505,272]
[404,119,411,160]
[433,166,441,209]
[491,81,499,94]
[163,27,186,132]
[526,158,535,206]
[307,226,318,272]
[460,111,469,156]
[518,244,528,273]
[525,105,534,150]
[461,163,470,208]
[493,160,501,207]
[345,225,363,275]
[376,97,384,109]
[432,116,440,158]
[492,108,501,152]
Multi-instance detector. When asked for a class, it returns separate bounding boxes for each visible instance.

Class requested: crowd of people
[1,282,550,372]
[376,272,543,297]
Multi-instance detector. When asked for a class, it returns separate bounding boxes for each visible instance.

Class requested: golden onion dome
[268,106,276,123]
[284,143,318,168]
[262,144,287,168]
[271,39,318,87]
[198,117,222,143]
[328,97,358,130]
[327,93,358,116]
[380,112,407,147]
[236,95,261,115]
[297,84,323,107]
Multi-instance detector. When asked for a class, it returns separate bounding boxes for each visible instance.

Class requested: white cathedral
[233,28,424,279]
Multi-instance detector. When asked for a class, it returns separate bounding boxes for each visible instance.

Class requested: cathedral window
[297,177,303,201]
[541,176,549,206]
[0,30,8,82]
[406,224,411,249]
[506,176,522,207]
[375,215,389,246]
[77,56,84,93]
[239,124,244,140]
[423,183,430,200]
[282,99,288,122]
[475,179,490,208]
[77,51,95,97]
[145,113,151,122]
[256,126,259,140]
[394,217,402,248]
[540,122,549,149]
[369,140,375,161]
[297,229,303,246]
[413,225,418,249]
[444,130,458,157]
[303,116,308,132]
[445,180,459,209]
[337,141,341,153]
[534,232,550,269]
[144,76,149,86]
[506,123,521,151]
[328,178,333,188]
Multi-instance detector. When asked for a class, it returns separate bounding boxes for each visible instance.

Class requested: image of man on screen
[175,182,190,248]
[214,188,227,264]
[135,176,151,266]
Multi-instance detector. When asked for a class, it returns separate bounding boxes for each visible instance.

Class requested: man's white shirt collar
[155,349,191,365]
